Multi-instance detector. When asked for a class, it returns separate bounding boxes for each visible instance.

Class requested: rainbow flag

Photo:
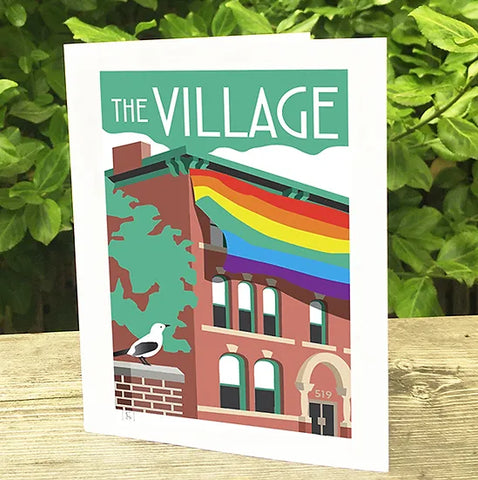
[190,169,350,300]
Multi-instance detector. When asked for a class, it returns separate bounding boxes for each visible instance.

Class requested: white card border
[65,34,388,472]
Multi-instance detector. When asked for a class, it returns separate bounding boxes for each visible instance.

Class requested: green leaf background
[2,0,478,333]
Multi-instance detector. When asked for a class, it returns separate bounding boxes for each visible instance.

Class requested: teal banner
[100,70,348,155]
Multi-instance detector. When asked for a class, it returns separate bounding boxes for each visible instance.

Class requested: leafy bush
[1,0,478,332]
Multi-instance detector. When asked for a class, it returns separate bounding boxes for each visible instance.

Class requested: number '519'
[315,389,332,399]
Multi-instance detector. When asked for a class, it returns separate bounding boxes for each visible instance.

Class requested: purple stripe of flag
[223,255,350,300]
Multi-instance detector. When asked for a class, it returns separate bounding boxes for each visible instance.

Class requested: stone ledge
[202,325,295,345]
[301,341,337,352]
[198,242,227,253]
[198,405,300,422]
[114,361,185,383]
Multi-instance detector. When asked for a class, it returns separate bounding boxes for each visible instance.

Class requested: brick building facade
[107,142,351,438]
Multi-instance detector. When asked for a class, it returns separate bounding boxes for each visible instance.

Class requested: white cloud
[210,145,350,197]
[101,133,350,198]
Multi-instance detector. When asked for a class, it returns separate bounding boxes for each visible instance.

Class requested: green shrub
[1,0,478,331]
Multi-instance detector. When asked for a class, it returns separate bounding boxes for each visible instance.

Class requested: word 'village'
[110,86,341,140]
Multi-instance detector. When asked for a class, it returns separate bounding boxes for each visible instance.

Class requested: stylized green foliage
[111,279,192,353]
[106,178,196,352]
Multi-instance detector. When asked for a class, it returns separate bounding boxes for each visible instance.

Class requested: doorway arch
[295,352,351,428]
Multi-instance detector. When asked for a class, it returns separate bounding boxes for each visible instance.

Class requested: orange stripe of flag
[191,172,349,240]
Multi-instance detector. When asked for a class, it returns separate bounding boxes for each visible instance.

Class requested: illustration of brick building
[108,142,351,438]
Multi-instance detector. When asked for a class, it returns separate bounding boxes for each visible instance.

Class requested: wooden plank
[0,317,476,479]
[0,332,81,403]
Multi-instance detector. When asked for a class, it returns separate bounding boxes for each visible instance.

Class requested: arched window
[254,359,281,414]
[238,281,254,332]
[219,354,246,410]
[210,223,226,248]
[263,287,279,336]
[310,300,327,344]
[212,276,229,328]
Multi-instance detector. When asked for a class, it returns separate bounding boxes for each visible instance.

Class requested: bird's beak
[163,323,171,327]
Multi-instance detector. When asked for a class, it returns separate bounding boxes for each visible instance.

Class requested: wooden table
[1,317,477,479]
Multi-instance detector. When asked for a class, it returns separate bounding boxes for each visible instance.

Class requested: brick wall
[114,361,185,416]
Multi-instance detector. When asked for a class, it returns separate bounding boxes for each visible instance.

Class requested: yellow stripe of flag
[194,186,350,254]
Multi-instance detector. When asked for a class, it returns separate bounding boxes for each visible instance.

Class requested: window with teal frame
[219,354,247,410]
[254,359,281,414]
[212,275,229,328]
[310,300,327,344]
[263,287,280,336]
[238,281,254,333]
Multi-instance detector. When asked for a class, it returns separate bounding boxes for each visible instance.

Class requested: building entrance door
[309,402,336,436]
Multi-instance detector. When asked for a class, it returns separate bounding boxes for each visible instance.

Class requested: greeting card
[65,34,388,471]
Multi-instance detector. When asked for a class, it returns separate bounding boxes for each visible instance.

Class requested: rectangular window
[310,300,326,344]
[263,287,279,337]
[255,388,275,413]
[263,314,276,336]
[212,276,229,328]
[239,309,252,332]
[220,385,240,409]
[213,304,227,328]
[238,282,254,332]
[310,323,324,344]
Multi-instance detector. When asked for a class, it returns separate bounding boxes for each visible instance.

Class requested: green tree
[106,178,196,351]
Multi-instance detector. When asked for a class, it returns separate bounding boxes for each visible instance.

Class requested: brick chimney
[112,142,151,175]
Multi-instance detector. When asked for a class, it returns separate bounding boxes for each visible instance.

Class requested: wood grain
[0,317,477,479]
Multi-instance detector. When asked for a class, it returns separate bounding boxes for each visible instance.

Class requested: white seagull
[113,322,170,365]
